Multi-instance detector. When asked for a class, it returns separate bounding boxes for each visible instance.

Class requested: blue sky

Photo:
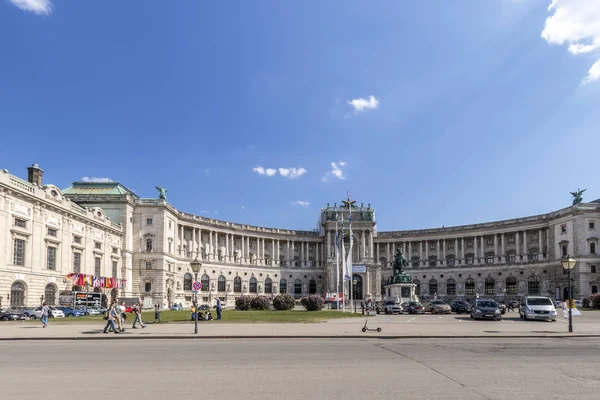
[1,0,599,231]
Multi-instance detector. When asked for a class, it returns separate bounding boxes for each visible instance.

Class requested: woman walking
[40,302,49,328]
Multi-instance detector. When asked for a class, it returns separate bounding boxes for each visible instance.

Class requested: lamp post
[352,279,357,313]
[190,258,202,334]
[561,256,577,333]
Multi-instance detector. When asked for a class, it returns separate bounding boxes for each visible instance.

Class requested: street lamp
[561,256,577,333]
[352,279,357,313]
[190,258,202,334]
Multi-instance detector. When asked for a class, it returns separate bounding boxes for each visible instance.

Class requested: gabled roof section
[592,199,600,204]
[62,182,139,198]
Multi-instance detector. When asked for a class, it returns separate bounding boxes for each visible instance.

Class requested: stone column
[474,236,478,264]
[306,242,310,267]
[370,231,374,258]
[291,241,295,266]
[327,231,331,258]
[287,240,290,265]
[494,234,498,260]
[179,225,184,256]
[208,230,213,260]
[546,229,550,260]
[316,242,319,266]
[366,267,371,299]
[442,240,446,264]
[461,237,465,260]
[425,241,429,266]
[361,230,366,259]
[523,231,528,260]
[500,233,505,261]
[376,243,380,264]
[241,235,245,263]
[272,239,275,266]
[515,231,520,261]
[225,233,229,261]
[262,238,265,266]
[198,228,202,257]
[386,243,390,264]
[436,240,440,265]
[192,228,196,258]
[408,241,412,263]
[375,266,382,300]
[538,229,543,260]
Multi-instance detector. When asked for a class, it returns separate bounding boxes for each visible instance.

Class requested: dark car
[470,298,502,321]
[497,302,507,314]
[450,300,471,314]
[0,310,28,321]
[4,307,35,318]
[402,301,424,314]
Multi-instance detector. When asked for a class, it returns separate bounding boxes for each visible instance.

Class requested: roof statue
[155,186,167,200]
[570,188,586,205]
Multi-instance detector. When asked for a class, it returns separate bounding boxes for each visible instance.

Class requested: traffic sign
[192,281,202,291]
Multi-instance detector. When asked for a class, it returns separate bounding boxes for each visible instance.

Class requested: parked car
[496,302,507,314]
[470,298,502,321]
[32,306,65,319]
[380,300,404,314]
[57,307,85,317]
[575,300,583,308]
[519,296,557,322]
[171,303,183,311]
[4,307,35,318]
[425,300,451,314]
[449,300,471,314]
[0,310,27,321]
[402,301,424,314]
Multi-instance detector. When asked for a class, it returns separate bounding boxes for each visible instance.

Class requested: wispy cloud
[253,166,306,179]
[241,205,246,210]
[292,201,310,207]
[321,161,347,183]
[81,176,114,183]
[9,0,52,15]
[204,168,212,175]
[541,0,600,84]
[347,96,379,113]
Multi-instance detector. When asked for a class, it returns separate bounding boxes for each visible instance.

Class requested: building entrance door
[352,274,363,300]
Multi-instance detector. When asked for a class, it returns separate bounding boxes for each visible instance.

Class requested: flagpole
[347,192,354,313]
[341,214,346,313]
[335,218,340,312]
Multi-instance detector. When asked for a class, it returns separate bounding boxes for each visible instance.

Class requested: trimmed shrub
[235,296,252,311]
[273,293,295,311]
[300,295,324,311]
[250,296,271,310]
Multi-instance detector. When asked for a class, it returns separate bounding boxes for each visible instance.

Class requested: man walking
[103,303,119,334]
[114,300,124,332]
[215,298,222,320]
[40,302,49,328]
[132,302,146,329]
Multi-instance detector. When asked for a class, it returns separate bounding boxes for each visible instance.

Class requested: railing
[9,177,35,193]
[70,203,88,215]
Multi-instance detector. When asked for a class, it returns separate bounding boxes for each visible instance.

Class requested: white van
[520,296,557,321]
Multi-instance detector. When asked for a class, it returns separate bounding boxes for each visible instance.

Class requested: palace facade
[1,164,599,308]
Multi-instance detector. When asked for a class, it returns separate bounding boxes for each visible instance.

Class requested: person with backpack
[40,302,49,328]
[132,302,146,329]
[103,303,119,334]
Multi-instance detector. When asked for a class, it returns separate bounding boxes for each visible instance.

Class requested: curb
[1,334,599,341]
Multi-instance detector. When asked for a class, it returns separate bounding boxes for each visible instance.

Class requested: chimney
[27,164,44,187]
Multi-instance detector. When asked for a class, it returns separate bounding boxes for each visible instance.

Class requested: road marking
[406,317,416,323]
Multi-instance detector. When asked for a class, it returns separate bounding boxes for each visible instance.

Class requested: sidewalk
[1,314,598,340]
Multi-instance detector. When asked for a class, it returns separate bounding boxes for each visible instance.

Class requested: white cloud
[292,201,310,207]
[81,176,113,183]
[322,161,347,183]
[278,167,307,179]
[241,205,246,210]
[204,168,211,175]
[347,96,379,113]
[9,0,52,15]
[541,0,600,84]
[253,166,306,179]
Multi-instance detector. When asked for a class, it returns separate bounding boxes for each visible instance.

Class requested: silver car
[520,296,557,322]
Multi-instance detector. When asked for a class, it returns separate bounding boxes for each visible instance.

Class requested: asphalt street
[2,338,599,400]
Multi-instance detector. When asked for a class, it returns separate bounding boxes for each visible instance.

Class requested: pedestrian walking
[114,301,125,332]
[215,298,222,320]
[40,302,49,328]
[103,303,119,334]
[132,303,146,329]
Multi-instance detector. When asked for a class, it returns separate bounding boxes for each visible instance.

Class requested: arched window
[10,281,26,307]
[146,238,153,252]
[45,284,57,306]
[264,277,272,294]
[429,279,438,296]
[591,242,597,254]
[218,275,226,292]
[528,276,540,295]
[233,276,242,293]
[413,279,421,296]
[465,278,475,296]
[446,278,456,296]
[200,274,210,292]
[279,279,287,294]
[504,277,516,294]
[309,279,317,294]
[485,277,495,295]
[561,245,568,258]
[183,273,192,291]
[249,277,257,293]
[294,279,302,295]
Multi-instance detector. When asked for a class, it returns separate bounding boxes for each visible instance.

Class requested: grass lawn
[24,309,365,324]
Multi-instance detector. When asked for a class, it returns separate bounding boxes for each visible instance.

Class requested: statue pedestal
[383,273,417,304]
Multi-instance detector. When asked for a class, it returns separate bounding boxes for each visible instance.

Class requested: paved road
[2,338,599,400]
[2,311,598,339]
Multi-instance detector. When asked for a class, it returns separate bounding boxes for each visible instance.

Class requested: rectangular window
[590,222,595,230]
[429,243,435,251]
[486,239,493,246]
[73,252,81,273]
[47,228,57,237]
[146,261,152,270]
[562,245,568,258]
[447,242,454,250]
[146,218,153,225]
[13,239,25,265]
[466,256,474,265]
[112,261,118,278]
[112,247,118,254]
[561,225,567,234]
[94,257,101,276]
[508,236,515,244]
[591,265,597,274]
[145,282,151,292]
[95,242,102,250]
[486,256,494,264]
[14,218,27,228]
[508,255,516,263]
[73,236,82,244]
[47,247,56,270]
